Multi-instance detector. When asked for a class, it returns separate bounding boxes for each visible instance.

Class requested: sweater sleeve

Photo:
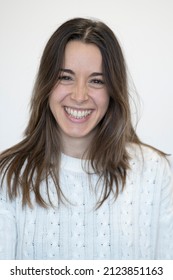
[0,178,17,259]
[156,159,173,259]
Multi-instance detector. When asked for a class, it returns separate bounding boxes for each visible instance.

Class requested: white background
[0,0,173,166]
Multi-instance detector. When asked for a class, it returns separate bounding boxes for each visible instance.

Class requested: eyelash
[90,79,104,84]
[58,75,72,81]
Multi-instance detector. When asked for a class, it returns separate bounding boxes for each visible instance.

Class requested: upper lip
[64,106,94,111]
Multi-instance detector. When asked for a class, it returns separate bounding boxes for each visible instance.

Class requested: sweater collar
[60,153,93,173]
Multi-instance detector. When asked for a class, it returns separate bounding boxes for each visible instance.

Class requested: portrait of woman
[0,17,173,260]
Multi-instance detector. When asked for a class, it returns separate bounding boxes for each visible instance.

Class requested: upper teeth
[65,107,92,119]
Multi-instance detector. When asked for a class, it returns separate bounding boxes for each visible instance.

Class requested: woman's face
[49,40,109,147]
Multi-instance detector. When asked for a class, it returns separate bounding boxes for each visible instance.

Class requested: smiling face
[49,40,109,155]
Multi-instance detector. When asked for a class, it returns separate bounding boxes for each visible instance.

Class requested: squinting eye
[92,79,104,84]
[58,75,72,81]
[58,75,74,85]
[90,79,105,88]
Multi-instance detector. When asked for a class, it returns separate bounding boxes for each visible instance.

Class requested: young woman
[0,17,172,260]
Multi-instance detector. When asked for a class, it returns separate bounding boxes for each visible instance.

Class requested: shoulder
[126,144,173,213]
[127,142,169,165]
[126,143,172,180]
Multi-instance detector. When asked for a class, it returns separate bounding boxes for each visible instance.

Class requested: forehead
[63,41,103,70]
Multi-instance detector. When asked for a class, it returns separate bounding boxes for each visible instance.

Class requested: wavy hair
[0,18,162,208]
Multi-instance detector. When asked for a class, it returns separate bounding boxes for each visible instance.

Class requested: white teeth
[64,107,92,119]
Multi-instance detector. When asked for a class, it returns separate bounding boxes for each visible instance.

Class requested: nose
[70,81,89,103]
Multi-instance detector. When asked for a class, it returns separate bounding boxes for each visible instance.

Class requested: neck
[61,133,94,159]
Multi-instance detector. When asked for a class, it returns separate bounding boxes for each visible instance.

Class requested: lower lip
[64,109,93,123]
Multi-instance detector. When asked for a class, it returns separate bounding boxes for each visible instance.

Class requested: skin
[49,41,110,158]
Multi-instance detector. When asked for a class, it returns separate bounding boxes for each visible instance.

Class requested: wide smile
[64,106,93,120]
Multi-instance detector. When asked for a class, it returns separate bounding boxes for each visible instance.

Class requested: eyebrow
[60,68,103,77]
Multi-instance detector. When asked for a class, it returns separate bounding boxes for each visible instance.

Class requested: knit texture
[0,144,173,259]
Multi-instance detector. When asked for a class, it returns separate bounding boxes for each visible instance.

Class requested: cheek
[49,91,61,120]
[49,93,56,113]
[49,85,68,104]
[97,91,110,112]
[49,90,62,111]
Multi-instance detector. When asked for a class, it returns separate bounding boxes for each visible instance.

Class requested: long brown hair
[0,18,164,208]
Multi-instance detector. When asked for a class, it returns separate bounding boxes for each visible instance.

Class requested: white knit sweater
[0,144,173,259]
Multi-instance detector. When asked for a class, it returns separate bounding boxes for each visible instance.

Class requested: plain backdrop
[0,0,173,167]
